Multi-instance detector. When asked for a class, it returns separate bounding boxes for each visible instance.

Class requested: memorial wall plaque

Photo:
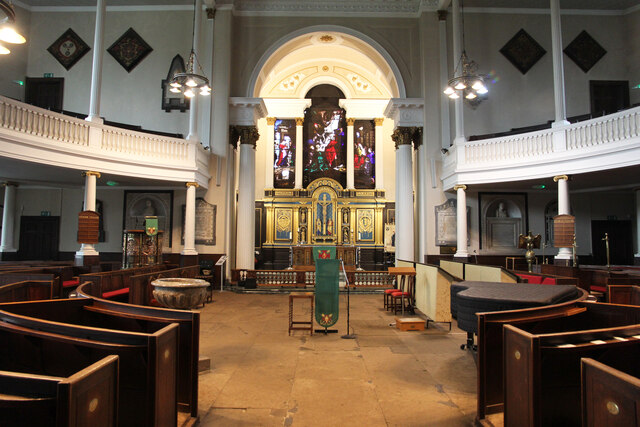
[553,214,575,247]
[77,210,99,244]
[182,198,216,245]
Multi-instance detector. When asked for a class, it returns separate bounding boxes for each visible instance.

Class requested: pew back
[0,280,53,302]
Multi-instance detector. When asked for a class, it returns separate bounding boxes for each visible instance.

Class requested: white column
[454,185,468,258]
[0,183,17,253]
[550,0,569,127]
[438,10,452,149]
[451,0,465,143]
[76,171,101,259]
[346,118,355,189]
[224,141,237,276]
[236,127,258,270]
[416,135,427,262]
[374,118,384,190]
[210,6,232,157]
[265,117,275,189]
[187,0,203,141]
[393,128,414,262]
[295,118,303,189]
[554,175,572,260]
[86,0,106,123]
[635,189,640,258]
[182,182,199,255]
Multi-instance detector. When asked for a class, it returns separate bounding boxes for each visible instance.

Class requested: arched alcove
[250,28,404,99]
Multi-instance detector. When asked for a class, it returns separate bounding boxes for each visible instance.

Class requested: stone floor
[196,292,478,426]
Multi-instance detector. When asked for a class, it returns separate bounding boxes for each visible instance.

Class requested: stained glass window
[303,107,346,187]
[354,120,375,189]
[274,119,296,189]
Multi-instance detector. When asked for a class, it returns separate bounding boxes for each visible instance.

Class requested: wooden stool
[289,292,314,336]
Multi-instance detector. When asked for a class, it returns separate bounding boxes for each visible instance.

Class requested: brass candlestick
[602,233,610,270]
[518,231,541,273]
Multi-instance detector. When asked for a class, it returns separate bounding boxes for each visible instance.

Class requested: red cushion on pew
[102,287,130,299]
[517,274,543,285]
[384,289,398,294]
[62,279,80,288]
[590,285,607,293]
[541,277,557,285]
[149,298,161,307]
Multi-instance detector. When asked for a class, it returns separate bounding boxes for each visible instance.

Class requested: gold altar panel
[356,208,375,242]
[312,186,338,244]
[274,208,293,242]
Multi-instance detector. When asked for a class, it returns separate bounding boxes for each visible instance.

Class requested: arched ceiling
[254,32,400,99]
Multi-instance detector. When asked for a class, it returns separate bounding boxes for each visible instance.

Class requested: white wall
[627,9,640,106]
[24,9,194,135]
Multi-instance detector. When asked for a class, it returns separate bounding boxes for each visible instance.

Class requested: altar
[292,245,356,268]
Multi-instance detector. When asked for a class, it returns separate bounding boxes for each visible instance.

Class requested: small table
[288,292,314,335]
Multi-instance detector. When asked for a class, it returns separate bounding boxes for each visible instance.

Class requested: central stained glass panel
[303,107,346,187]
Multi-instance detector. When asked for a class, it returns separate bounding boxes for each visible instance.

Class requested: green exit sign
[43,73,54,78]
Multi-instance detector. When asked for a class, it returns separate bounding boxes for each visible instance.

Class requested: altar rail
[232,269,394,288]
[0,96,209,186]
[442,107,640,189]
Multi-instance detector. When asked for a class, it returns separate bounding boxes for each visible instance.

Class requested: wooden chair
[391,275,415,314]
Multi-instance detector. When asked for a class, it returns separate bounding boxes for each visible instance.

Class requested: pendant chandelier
[443,0,487,101]
[169,0,210,98]
[0,1,26,55]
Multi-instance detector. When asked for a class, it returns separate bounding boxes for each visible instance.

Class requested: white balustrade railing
[101,126,190,161]
[464,128,554,165]
[566,108,639,150]
[0,96,90,146]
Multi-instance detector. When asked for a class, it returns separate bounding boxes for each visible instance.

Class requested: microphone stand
[340,259,356,339]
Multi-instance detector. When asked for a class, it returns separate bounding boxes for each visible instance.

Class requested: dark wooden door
[18,216,60,261]
[25,78,64,111]
[590,80,630,116]
[591,220,633,266]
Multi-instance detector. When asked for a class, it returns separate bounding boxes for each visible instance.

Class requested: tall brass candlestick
[602,233,610,270]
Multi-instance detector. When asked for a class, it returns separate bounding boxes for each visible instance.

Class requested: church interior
[1,0,639,425]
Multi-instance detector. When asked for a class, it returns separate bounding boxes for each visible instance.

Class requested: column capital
[82,171,101,178]
[295,117,304,126]
[346,118,355,126]
[412,127,423,149]
[266,117,276,125]
[1,182,17,188]
[391,127,416,150]
[437,10,447,21]
[374,118,384,126]
[453,184,467,191]
[186,182,200,188]
[553,175,569,182]
[236,125,260,148]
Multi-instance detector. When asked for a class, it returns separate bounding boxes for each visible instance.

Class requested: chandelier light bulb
[0,44,9,54]
[185,78,197,88]
[454,82,467,90]
[0,27,26,44]
[200,86,211,95]
[169,87,181,93]
[448,92,460,99]
[466,92,477,100]
[170,81,182,88]
[443,86,455,95]
[477,86,488,94]
[184,88,195,98]
[471,81,484,91]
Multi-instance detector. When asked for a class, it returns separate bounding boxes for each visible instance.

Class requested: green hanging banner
[312,246,336,261]
[314,259,340,328]
[145,216,158,236]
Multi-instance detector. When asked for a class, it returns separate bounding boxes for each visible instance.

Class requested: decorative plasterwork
[262,98,312,118]
[229,98,267,126]
[384,99,425,127]
[338,99,390,119]
[233,0,438,14]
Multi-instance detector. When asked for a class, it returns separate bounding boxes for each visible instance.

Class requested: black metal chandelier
[0,1,26,55]
[169,0,210,98]
[443,0,487,101]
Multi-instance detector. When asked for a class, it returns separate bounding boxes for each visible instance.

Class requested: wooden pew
[608,284,640,305]
[7,291,200,419]
[0,280,53,302]
[0,304,178,426]
[0,270,62,298]
[129,265,199,306]
[475,297,640,420]
[504,321,640,426]
[0,355,118,427]
[79,264,167,300]
[581,357,640,426]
